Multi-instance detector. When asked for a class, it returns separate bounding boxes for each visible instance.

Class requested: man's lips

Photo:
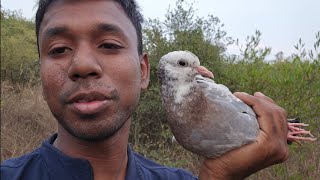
[67,91,113,115]
[72,100,109,115]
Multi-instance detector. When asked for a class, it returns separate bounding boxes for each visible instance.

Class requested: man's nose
[67,48,103,81]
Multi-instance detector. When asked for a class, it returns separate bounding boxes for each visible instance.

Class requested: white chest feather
[174,82,193,104]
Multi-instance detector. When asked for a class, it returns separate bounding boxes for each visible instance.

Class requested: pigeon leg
[287,122,317,144]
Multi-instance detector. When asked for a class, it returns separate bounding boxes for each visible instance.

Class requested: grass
[1,81,57,160]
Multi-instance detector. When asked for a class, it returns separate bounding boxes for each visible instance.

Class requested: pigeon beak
[196,66,214,79]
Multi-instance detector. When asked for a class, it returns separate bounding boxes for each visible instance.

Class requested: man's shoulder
[1,148,41,167]
[1,148,48,179]
[132,152,198,180]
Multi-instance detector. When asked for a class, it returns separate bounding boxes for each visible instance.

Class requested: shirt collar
[40,134,141,180]
[125,143,142,180]
[41,134,93,179]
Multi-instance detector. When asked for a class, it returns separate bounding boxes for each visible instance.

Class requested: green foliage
[237,30,272,63]
[293,31,320,62]
[1,9,39,84]
[221,56,320,124]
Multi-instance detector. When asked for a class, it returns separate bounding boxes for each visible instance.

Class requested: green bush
[1,9,39,84]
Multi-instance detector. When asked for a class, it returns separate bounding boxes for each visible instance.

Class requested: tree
[1,9,39,83]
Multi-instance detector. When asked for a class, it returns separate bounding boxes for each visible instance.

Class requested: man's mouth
[67,91,113,115]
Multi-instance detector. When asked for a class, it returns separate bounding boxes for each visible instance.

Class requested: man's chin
[69,129,118,142]
[58,117,128,142]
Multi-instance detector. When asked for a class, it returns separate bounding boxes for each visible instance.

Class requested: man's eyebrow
[97,23,126,37]
[43,26,69,40]
[41,24,128,42]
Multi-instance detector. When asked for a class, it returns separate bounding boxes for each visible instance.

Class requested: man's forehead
[38,0,137,41]
[44,0,119,9]
[41,0,124,23]
[42,0,124,24]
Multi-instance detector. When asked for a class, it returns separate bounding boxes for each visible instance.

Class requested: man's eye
[49,47,71,55]
[99,43,122,49]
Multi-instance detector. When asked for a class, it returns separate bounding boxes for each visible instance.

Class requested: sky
[2,0,320,58]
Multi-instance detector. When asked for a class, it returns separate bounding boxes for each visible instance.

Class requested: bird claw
[287,135,317,142]
[287,121,317,145]
[288,129,314,137]
[289,123,309,127]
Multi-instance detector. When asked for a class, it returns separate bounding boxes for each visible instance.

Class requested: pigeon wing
[195,75,256,117]
[189,75,259,157]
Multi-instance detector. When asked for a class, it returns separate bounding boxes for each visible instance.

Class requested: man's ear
[140,53,150,90]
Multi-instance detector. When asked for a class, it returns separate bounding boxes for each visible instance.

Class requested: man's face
[38,0,149,140]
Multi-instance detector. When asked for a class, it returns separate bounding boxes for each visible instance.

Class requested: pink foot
[287,122,317,145]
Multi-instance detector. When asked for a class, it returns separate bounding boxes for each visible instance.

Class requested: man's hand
[199,92,289,180]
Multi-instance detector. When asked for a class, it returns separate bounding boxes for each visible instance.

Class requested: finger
[234,92,269,117]
[254,92,276,104]
[253,92,288,139]
[234,92,272,130]
[234,92,287,136]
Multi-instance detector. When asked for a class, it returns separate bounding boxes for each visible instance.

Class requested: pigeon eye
[178,60,188,67]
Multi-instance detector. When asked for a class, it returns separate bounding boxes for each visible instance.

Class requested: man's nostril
[74,74,80,78]
[88,72,98,76]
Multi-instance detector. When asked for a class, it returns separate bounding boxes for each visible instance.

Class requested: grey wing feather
[195,75,256,117]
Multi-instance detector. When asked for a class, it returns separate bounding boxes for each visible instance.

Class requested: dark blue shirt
[1,134,197,180]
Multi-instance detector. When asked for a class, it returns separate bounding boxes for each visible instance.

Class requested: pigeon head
[158,51,213,83]
[158,51,213,104]
[158,51,201,82]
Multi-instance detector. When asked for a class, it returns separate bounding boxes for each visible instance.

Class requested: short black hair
[35,0,144,55]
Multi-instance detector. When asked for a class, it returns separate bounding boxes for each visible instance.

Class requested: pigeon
[157,50,317,158]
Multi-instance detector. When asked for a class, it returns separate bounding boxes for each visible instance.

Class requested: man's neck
[53,119,131,180]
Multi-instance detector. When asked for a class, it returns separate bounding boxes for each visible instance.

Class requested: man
[1,0,289,179]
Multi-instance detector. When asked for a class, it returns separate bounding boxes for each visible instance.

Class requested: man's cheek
[41,75,63,107]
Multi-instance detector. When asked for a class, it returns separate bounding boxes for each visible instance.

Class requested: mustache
[59,81,119,103]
